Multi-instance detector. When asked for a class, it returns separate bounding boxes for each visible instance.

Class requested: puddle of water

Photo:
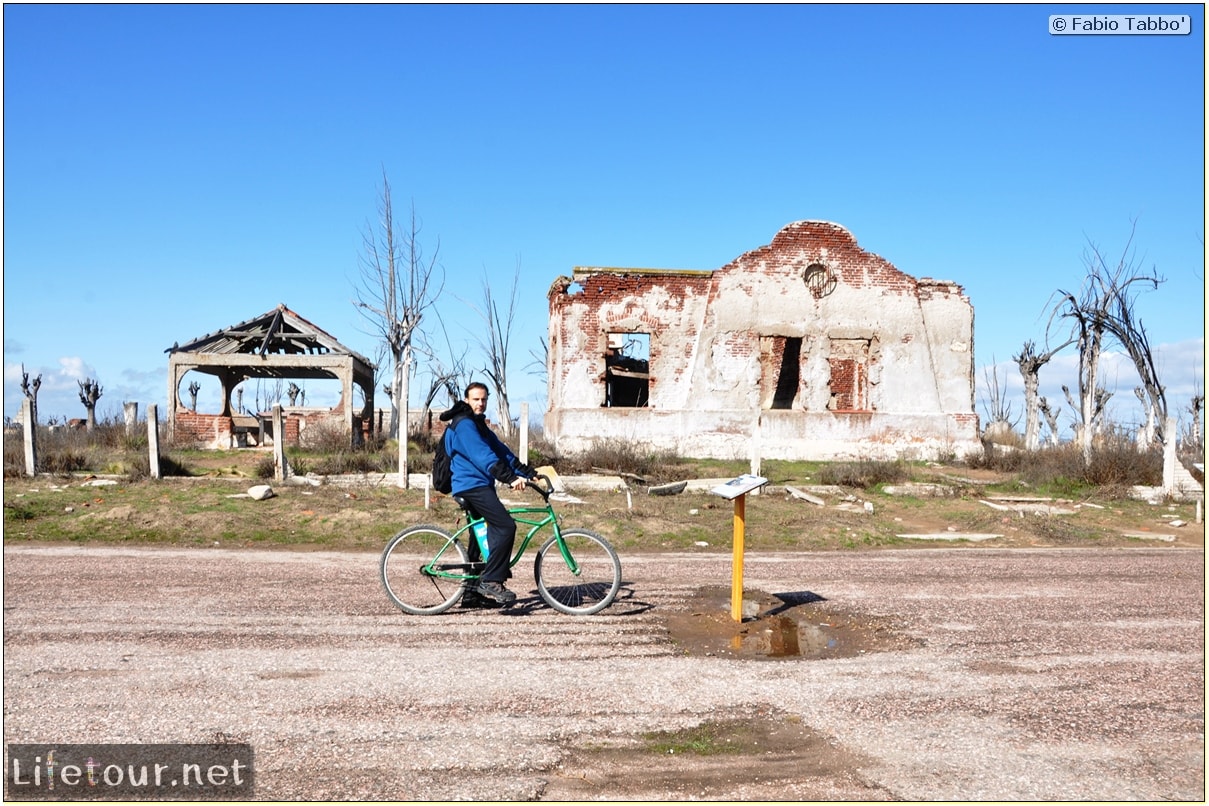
[768,616,801,656]
[796,623,839,656]
[726,616,846,658]
[670,585,914,661]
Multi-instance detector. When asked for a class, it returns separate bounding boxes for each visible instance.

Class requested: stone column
[147,404,161,480]
[124,401,139,437]
[273,405,289,481]
[21,398,37,477]
[1162,416,1178,497]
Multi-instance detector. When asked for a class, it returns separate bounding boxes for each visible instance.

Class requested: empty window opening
[605,332,650,407]
[759,336,804,410]
[771,337,802,409]
[827,338,871,411]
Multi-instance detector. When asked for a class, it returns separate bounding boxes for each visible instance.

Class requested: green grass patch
[642,721,752,756]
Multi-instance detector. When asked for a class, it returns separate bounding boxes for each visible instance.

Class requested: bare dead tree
[473,262,522,440]
[353,170,441,488]
[254,379,285,414]
[1014,339,1072,450]
[379,383,394,441]
[1133,387,1156,448]
[286,383,301,406]
[78,378,103,431]
[1192,394,1205,449]
[1093,244,1167,444]
[525,335,549,385]
[1182,389,1204,453]
[1048,221,1164,463]
[1050,292,1109,465]
[414,305,470,433]
[19,365,42,424]
[418,344,467,430]
[420,371,463,430]
[980,360,1017,440]
[1061,383,1111,450]
[1038,397,1063,446]
[188,381,201,411]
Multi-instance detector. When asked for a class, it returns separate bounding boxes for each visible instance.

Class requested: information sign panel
[710,474,768,499]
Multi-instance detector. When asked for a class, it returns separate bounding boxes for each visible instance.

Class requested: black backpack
[430,416,465,494]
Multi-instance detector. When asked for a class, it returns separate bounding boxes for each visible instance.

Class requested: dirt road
[3,544,1204,800]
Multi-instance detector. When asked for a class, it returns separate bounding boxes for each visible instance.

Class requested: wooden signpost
[710,474,769,621]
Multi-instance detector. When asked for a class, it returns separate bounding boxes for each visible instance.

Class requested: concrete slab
[1121,531,1177,542]
[896,532,1003,542]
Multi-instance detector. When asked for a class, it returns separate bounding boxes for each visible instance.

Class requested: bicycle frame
[423,477,579,582]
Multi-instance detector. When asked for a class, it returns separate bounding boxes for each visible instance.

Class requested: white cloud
[52,356,97,385]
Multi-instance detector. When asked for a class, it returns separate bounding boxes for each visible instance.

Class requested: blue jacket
[441,403,527,495]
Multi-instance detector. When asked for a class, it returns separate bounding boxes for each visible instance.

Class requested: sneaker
[474,580,517,605]
[460,589,502,609]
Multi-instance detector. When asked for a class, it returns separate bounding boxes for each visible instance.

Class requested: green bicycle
[379,475,622,616]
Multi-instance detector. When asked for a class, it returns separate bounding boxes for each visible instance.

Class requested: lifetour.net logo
[6,743,254,800]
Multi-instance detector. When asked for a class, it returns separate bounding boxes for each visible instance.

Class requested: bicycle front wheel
[534,529,621,615]
[380,524,468,615]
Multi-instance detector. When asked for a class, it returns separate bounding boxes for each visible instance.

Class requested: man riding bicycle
[439,382,535,606]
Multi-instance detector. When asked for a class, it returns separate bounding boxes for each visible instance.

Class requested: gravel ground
[3,544,1204,801]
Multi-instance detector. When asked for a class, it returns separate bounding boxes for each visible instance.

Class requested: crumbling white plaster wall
[545,221,981,460]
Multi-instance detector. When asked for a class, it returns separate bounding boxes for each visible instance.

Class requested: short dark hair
[465,382,489,398]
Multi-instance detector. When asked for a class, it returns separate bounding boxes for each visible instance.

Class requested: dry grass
[3,462,1201,553]
[5,423,1200,552]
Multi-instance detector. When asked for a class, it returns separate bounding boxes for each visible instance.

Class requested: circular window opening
[803,263,837,297]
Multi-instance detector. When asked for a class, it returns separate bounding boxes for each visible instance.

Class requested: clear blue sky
[3,3,1205,436]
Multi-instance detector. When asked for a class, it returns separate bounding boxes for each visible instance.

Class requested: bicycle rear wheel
[534,529,621,615]
[380,524,469,615]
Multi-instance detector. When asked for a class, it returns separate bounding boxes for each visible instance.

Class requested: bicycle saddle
[451,495,482,521]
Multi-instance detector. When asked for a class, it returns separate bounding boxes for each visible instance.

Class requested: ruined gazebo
[166,304,376,448]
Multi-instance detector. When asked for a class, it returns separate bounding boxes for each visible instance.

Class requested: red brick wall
[717,220,919,296]
[173,410,311,448]
[828,357,870,411]
[173,411,232,446]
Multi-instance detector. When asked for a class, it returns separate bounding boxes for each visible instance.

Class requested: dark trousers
[456,485,516,584]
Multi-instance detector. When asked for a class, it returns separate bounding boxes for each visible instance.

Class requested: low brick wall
[173,410,357,449]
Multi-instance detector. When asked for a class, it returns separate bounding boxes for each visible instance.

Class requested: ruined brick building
[545,221,981,461]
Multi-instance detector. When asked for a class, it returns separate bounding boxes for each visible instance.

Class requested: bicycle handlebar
[525,473,554,500]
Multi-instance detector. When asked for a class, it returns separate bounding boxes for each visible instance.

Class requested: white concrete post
[147,404,161,479]
[123,401,139,437]
[749,414,762,493]
[21,398,37,477]
[273,405,288,482]
[1162,416,1178,497]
